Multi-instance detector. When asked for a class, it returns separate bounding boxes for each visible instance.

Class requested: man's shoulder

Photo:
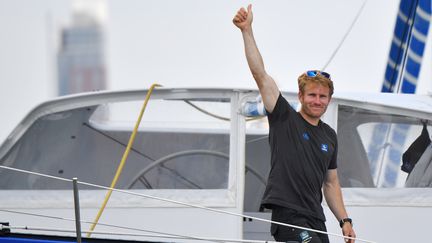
[267,94,295,119]
[275,94,298,112]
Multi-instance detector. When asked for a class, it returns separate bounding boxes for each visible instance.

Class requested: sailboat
[1,1,431,243]
[0,86,431,243]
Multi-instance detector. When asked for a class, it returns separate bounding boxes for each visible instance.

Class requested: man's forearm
[324,181,348,221]
[324,180,356,242]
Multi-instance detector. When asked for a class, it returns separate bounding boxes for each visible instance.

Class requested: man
[233,4,356,243]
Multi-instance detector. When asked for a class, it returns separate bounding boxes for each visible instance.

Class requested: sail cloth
[368,0,431,187]
[382,0,431,93]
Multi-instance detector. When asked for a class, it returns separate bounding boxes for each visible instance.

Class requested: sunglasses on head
[306,70,331,80]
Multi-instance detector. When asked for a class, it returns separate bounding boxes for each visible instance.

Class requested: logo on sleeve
[321,144,328,152]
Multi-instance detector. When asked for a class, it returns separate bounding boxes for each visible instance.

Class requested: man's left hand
[342,223,356,243]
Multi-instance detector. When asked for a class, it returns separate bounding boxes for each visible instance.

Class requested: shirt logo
[299,230,312,243]
[302,132,310,140]
[321,144,328,152]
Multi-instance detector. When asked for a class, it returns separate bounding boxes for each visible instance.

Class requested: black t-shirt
[261,94,338,221]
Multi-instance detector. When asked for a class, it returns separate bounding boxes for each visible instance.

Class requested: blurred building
[57,0,107,96]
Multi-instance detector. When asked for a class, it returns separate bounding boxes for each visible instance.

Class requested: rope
[321,0,368,71]
[87,83,161,237]
[184,100,230,121]
[0,165,72,182]
[0,165,375,243]
[184,100,265,122]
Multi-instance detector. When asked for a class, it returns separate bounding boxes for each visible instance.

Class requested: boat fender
[240,95,267,117]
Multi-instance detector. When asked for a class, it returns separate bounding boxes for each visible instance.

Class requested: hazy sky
[0,0,431,142]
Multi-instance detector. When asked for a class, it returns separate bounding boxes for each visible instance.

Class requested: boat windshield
[0,98,232,190]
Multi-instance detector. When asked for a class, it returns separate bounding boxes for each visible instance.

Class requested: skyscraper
[57,0,107,96]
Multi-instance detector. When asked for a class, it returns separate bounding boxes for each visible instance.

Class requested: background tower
[57,0,108,96]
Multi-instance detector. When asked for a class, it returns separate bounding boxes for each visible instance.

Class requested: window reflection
[337,105,431,188]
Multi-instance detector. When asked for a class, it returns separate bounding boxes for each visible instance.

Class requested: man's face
[298,83,331,122]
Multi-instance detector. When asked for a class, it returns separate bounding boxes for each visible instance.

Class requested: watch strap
[339,218,352,228]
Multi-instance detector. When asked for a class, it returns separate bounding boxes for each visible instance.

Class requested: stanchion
[72,178,82,243]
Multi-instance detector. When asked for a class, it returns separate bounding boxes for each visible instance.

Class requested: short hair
[297,72,334,96]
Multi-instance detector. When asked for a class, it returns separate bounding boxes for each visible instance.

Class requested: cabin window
[0,98,232,190]
[337,105,432,188]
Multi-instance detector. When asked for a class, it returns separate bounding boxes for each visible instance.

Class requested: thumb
[247,4,252,13]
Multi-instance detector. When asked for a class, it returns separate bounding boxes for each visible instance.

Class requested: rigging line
[76,181,373,243]
[3,225,278,243]
[0,166,375,243]
[82,122,155,161]
[0,209,219,243]
[137,177,153,189]
[245,135,269,145]
[0,209,72,224]
[321,0,368,71]
[0,165,71,183]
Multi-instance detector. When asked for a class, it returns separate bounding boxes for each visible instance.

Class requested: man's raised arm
[233,4,279,113]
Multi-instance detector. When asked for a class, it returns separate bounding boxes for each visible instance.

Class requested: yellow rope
[86,83,162,237]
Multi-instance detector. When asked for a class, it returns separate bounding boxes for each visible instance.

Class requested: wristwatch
[339,218,352,228]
